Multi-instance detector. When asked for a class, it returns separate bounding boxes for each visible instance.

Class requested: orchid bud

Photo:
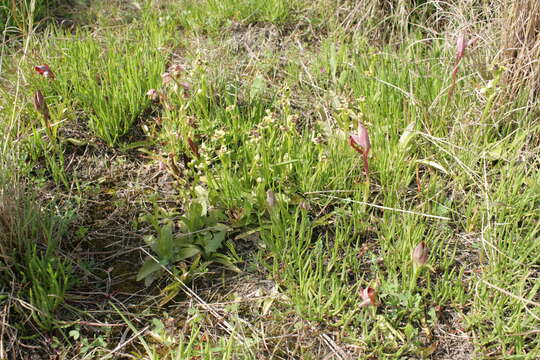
[180,81,191,98]
[412,241,429,266]
[456,33,466,62]
[299,201,310,211]
[33,90,50,121]
[34,64,55,79]
[359,287,377,308]
[349,122,371,154]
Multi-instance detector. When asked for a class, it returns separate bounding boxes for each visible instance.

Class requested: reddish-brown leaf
[33,90,50,123]
[187,137,200,159]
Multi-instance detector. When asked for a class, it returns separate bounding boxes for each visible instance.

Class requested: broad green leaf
[159,282,182,307]
[181,202,204,232]
[136,257,163,281]
[176,245,201,261]
[211,253,241,273]
[156,222,173,258]
[204,231,225,254]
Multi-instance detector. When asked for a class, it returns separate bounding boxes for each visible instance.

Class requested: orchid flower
[410,241,430,290]
[349,122,371,177]
[146,89,159,101]
[449,32,477,99]
[161,72,172,85]
[359,287,377,308]
[34,64,55,79]
[169,64,184,77]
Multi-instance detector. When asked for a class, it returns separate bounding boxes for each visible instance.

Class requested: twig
[320,333,348,360]
[0,304,6,360]
[316,194,451,220]
[60,320,126,327]
[102,325,149,360]
[482,280,540,307]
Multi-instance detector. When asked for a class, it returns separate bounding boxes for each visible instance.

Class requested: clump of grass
[0,0,61,33]
[30,18,170,146]
[0,178,74,337]
[174,0,296,32]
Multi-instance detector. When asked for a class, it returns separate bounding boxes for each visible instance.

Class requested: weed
[1,0,539,358]
[0,181,75,334]
[137,201,238,290]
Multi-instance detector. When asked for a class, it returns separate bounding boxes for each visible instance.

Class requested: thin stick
[317,194,451,220]
[320,333,348,360]
[482,280,540,307]
[103,326,149,360]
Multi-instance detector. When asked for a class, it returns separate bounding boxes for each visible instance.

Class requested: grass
[0,0,539,358]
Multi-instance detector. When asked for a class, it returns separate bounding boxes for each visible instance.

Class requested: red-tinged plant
[412,241,429,266]
[349,122,371,177]
[161,72,172,85]
[187,137,200,159]
[33,90,50,123]
[410,241,430,291]
[359,287,377,308]
[180,81,191,98]
[34,64,55,79]
[449,33,477,99]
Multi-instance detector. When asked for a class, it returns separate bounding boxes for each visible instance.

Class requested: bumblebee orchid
[146,88,159,101]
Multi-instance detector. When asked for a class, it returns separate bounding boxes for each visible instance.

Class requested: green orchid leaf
[136,257,163,282]
[204,231,225,254]
[176,245,201,261]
